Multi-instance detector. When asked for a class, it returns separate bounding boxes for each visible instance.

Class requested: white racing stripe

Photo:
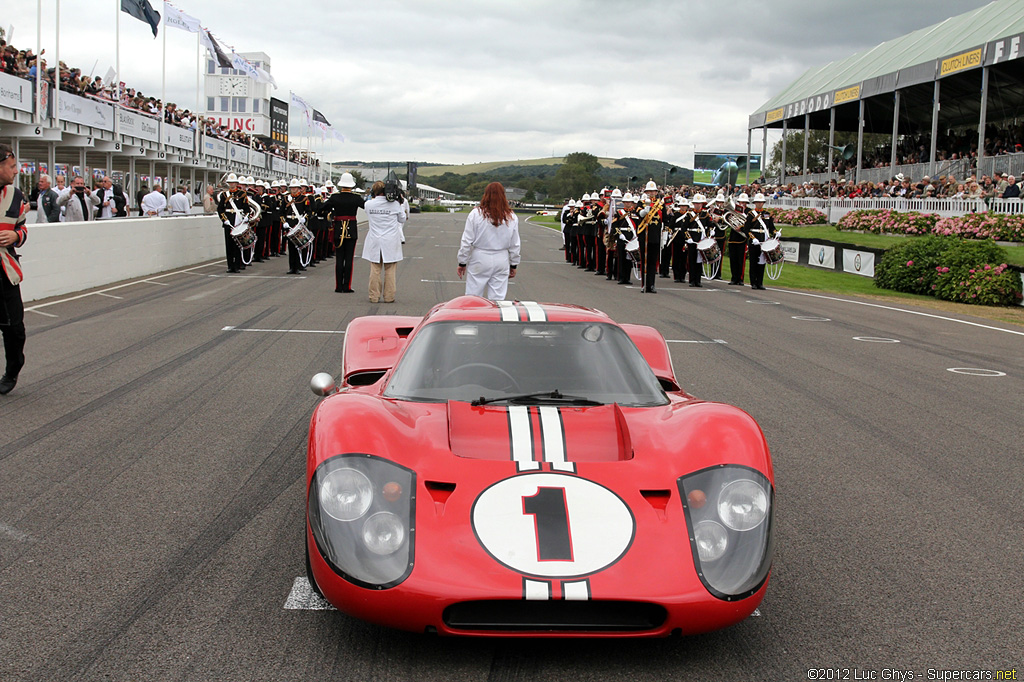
[520,301,546,322]
[524,579,552,601]
[538,406,574,473]
[497,300,519,322]
[509,405,540,471]
[562,579,591,601]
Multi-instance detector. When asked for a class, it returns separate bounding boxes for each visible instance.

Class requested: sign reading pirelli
[940,48,982,76]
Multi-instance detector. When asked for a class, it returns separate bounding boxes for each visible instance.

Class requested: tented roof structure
[749,0,1024,130]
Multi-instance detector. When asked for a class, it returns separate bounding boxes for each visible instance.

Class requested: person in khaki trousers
[360,181,406,303]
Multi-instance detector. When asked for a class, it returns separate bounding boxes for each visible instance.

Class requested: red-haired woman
[456,182,521,300]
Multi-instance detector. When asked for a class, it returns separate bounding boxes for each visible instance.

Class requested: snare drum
[697,237,721,264]
[286,223,315,249]
[230,222,257,250]
[760,238,784,265]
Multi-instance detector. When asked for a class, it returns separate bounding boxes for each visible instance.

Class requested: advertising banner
[0,72,33,113]
[271,156,286,173]
[780,240,800,263]
[808,243,836,269]
[119,108,160,142]
[57,92,114,130]
[842,249,876,277]
[227,143,249,166]
[204,136,227,158]
[694,152,761,187]
[250,151,266,170]
[164,124,195,150]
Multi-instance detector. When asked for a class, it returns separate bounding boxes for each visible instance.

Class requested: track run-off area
[1,211,1021,681]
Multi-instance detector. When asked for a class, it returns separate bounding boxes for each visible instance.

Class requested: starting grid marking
[282,576,761,617]
[222,326,345,335]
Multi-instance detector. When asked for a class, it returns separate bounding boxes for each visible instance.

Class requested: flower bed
[837,209,1024,242]
[835,209,939,235]
[875,235,1022,306]
[771,207,827,226]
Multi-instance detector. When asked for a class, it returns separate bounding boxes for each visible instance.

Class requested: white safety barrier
[18,215,224,302]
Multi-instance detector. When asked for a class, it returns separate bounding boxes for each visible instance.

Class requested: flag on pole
[230,52,276,88]
[121,0,161,38]
[290,91,310,113]
[331,128,345,143]
[163,2,201,33]
[312,110,331,127]
[200,28,232,68]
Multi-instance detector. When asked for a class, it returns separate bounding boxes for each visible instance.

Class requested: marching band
[561,180,781,291]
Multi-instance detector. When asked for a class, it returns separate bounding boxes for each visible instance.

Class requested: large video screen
[693,152,762,187]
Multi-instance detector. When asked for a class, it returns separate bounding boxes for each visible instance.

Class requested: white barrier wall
[18,215,225,303]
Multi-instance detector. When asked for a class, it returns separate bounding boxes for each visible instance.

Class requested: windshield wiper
[470,390,603,407]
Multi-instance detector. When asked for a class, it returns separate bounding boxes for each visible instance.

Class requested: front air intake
[442,600,666,632]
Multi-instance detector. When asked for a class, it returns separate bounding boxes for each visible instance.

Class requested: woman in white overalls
[456,182,521,300]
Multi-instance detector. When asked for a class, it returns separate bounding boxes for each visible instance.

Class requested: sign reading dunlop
[940,48,982,76]
[765,108,784,124]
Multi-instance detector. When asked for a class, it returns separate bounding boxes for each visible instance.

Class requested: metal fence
[781,155,1024,187]
[768,197,1023,223]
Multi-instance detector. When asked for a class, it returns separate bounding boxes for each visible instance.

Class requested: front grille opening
[443,600,667,632]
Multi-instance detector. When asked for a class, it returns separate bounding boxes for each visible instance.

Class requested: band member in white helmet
[457,182,521,300]
[745,193,777,290]
[727,192,750,285]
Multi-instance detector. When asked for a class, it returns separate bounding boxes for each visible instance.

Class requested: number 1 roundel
[471,473,636,579]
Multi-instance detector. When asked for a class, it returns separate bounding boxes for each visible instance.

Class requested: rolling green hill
[417,157,628,177]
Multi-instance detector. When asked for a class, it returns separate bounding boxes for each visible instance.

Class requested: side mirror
[310,372,337,397]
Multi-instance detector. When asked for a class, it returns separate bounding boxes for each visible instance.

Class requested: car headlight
[308,454,416,588]
[679,465,774,600]
[320,468,373,521]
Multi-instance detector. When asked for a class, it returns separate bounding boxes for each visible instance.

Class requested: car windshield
[383,321,668,406]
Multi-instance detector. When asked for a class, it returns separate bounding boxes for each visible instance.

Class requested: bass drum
[698,237,721,280]
[760,238,785,280]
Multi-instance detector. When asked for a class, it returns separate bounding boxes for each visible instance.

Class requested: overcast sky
[7,0,999,166]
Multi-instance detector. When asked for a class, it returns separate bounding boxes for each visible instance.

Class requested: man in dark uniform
[251,180,270,263]
[709,194,728,280]
[745,193,777,290]
[594,188,609,276]
[0,142,28,395]
[216,173,251,273]
[637,180,663,293]
[603,188,622,279]
[727,192,750,285]
[323,172,364,292]
[579,194,596,270]
[658,196,677,279]
[612,192,639,285]
[683,194,710,288]
[282,178,311,275]
[669,197,691,283]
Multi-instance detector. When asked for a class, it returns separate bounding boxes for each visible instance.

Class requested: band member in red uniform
[324,173,364,292]
[0,142,28,395]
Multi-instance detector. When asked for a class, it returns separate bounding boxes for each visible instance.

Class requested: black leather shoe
[0,374,17,395]
[287,270,299,275]
[617,281,630,285]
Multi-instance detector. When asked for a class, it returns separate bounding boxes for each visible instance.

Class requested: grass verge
[524,215,1024,327]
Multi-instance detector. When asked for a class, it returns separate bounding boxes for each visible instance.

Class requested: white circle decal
[472,473,635,579]
[947,367,1006,377]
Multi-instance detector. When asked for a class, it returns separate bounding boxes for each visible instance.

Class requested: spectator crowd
[2,31,320,167]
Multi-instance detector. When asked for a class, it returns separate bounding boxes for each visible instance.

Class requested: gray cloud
[7,0,995,166]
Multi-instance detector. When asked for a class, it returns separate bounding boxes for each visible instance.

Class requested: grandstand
[747,0,1024,187]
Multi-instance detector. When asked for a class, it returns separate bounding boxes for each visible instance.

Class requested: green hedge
[875,235,1022,306]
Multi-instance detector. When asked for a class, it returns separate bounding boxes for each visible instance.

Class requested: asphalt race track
[1,211,1021,681]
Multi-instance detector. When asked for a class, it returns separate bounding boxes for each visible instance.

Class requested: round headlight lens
[362,512,406,555]
[319,468,373,521]
[694,520,728,563]
[717,478,768,531]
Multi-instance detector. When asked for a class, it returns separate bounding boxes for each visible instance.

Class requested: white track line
[284,577,335,610]
[24,261,224,312]
[222,326,346,334]
[667,339,728,344]
[770,288,1024,337]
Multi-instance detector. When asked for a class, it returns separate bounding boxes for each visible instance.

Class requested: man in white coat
[56,176,100,222]
[141,185,168,217]
[456,182,521,300]
[361,181,407,303]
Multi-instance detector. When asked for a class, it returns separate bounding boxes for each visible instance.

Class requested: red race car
[306,296,774,637]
